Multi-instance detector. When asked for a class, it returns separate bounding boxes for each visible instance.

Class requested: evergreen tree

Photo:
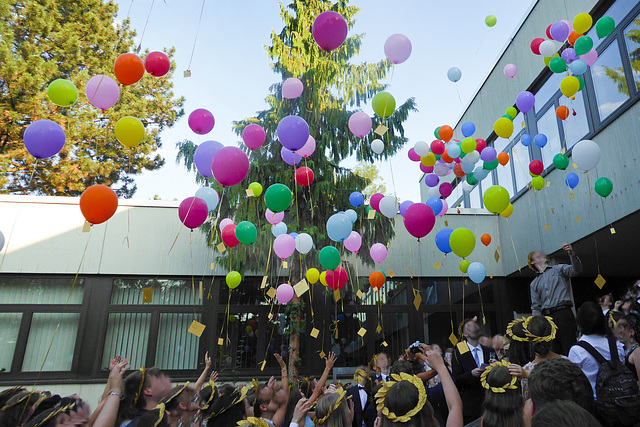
[0,0,184,196]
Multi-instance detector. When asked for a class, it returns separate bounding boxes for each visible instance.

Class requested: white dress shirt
[467,342,484,367]
[568,334,625,396]
[358,386,367,410]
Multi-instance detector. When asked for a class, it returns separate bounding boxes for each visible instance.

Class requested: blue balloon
[435,228,453,254]
[446,143,461,159]
[426,197,443,216]
[569,59,588,75]
[474,167,490,181]
[271,222,287,237]
[461,122,476,138]
[349,191,364,207]
[195,187,219,212]
[565,173,579,189]
[345,209,357,223]
[326,213,352,242]
[468,262,487,284]
[461,161,474,174]
[534,133,547,148]
[289,232,299,239]
[521,134,532,146]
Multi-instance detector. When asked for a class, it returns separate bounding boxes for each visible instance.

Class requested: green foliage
[603,16,640,96]
[353,161,386,197]
[0,0,184,196]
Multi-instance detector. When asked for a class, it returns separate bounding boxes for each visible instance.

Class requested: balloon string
[170,196,199,253]
[27,159,39,186]
[136,0,155,53]
[190,232,197,320]
[478,283,486,325]
[446,260,455,335]
[506,218,521,272]
[126,0,135,17]
[186,0,207,72]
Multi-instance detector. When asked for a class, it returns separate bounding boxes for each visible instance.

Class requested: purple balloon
[580,49,598,67]
[480,147,497,162]
[550,21,570,42]
[274,234,296,260]
[399,200,414,216]
[211,146,250,187]
[277,115,310,151]
[384,34,412,64]
[370,243,388,263]
[188,109,215,135]
[178,197,208,229]
[193,140,223,177]
[561,48,578,64]
[343,231,362,253]
[439,182,453,198]
[312,11,348,52]
[23,120,66,159]
[348,112,372,138]
[425,174,440,188]
[516,91,535,114]
[280,147,302,166]
[85,75,119,110]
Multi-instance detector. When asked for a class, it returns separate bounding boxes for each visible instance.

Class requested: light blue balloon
[326,213,352,242]
[446,143,461,158]
[435,228,453,254]
[461,122,476,138]
[565,173,579,189]
[521,134,532,147]
[349,191,364,207]
[468,262,486,284]
[534,133,547,148]
[289,232,299,239]
[569,59,588,75]
[345,209,358,223]
[195,187,219,212]
[474,167,490,181]
[426,197,443,216]
[461,161,474,174]
[447,67,462,83]
[271,222,287,237]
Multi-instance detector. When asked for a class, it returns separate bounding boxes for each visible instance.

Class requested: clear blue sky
[119,0,537,202]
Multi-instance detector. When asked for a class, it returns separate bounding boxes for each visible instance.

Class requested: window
[0,313,21,372]
[111,278,199,305]
[534,73,564,112]
[156,313,201,370]
[623,11,640,92]
[215,312,258,370]
[591,39,630,121]
[446,179,463,207]
[102,313,151,369]
[0,277,84,304]
[22,313,80,372]
[495,156,515,197]
[469,185,482,208]
[537,107,562,167]
[512,146,531,192]
[375,312,410,361]
[559,91,590,149]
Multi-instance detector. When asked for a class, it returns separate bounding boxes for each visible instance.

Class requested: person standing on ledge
[528,243,582,355]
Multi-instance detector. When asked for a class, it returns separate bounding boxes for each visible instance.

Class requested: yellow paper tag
[374,124,389,136]
[260,360,266,371]
[82,221,91,232]
[497,245,501,251]
[376,324,382,333]
[413,292,422,311]
[494,250,500,263]
[183,70,191,78]
[490,275,494,279]
[210,262,215,270]
[282,260,288,269]
[357,327,367,337]
[546,181,551,188]
[610,227,616,234]
[570,192,575,199]
[449,332,459,346]
[434,262,441,270]
[261,276,268,289]
[381,341,388,347]
[594,274,606,289]
[410,269,414,279]
[217,337,224,346]
[310,328,320,338]
[456,341,469,354]
[387,270,395,278]
[576,216,581,222]
[266,287,277,299]
[199,281,203,299]
[143,287,153,304]
[188,320,206,337]
[521,120,526,129]
[334,290,341,302]
[550,208,555,215]
[368,210,376,220]
[573,163,578,169]
[356,290,364,299]
[294,280,309,297]
[444,220,449,226]
[246,188,254,197]
[319,350,326,358]
[544,224,550,231]
[562,147,566,154]
[217,242,226,253]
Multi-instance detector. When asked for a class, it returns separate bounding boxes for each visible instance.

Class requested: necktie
[473,348,481,367]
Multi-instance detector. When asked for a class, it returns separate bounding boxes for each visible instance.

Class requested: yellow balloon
[420,153,436,167]
[319,271,328,287]
[493,117,514,139]
[461,137,477,154]
[115,116,145,148]
[306,268,320,284]
[543,53,559,67]
[248,182,263,197]
[560,76,580,98]
[532,176,545,191]
[500,203,514,218]
[573,13,593,34]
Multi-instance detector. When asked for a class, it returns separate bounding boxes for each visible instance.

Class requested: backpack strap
[606,336,622,368]
[573,341,608,365]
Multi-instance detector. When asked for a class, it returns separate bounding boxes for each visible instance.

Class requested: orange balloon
[438,125,453,142]
[568,31,582,46]
[114,53,145,86]
[556,105,569,120]
[441,151,454,163]
[497,152,510,166]
[369,271,385,290]
[481,233,492,246]
[80,185,118,225]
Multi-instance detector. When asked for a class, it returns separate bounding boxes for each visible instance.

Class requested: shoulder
[481,345,493,353]
[568,343,586,361]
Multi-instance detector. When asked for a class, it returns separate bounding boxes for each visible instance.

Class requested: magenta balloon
[85,75,120,110]
[550,21,570,42]
[312,11,348,51]
[188,109,215,135]
[403,203,436,239]
[348,112,372,137]
[193,140,223,177]
[274,234,296,260]
[297,136,316,158]
[282,78,304,99]
[439,182,453,198]
[265,208,284,225]
[211,146,250,187]
[343,231,362,253]
[384,33,412,64]
[399,200,414,216]
[480,147,497,162]
[408,148,421,162]
[516,91,535,114]
[219,218,234,232]
[370,193,384,212]
[277,115,310,151]
[425,174,439,188]
[580,49,598,67]
[242,124,266,150]
[276,283,294,304]
[438,199,449,217]
[178,197,208,229]
[23,120,66,159]
[369,243,388,263]
[280,146,302,166]
[420,163,434,173]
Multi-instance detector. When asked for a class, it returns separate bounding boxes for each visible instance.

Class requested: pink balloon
[384,33,412,64]
[282,78,304,99]
[403,203,436,239]
[439,182,453,198]
[276,283,294,303]
[370,243,388,263]
[504,63,517,78]
[265,209,284,225]
[437,200,448,218]
[178,197,208,229]
[476,139,487,153]
[297,136,316,158]
[312,11,348,51]
[85,75,120,110]
[370,193,384,212]
[343,231,362,253]
[188,109,215,135]
[348,112,372,137]
[219,218,234,232]
[274,234,296,260]
[242,124,266,150]
[211,146,250,187]
[326,267,347,290]
[408,148,421,162]
[580,49,598,67]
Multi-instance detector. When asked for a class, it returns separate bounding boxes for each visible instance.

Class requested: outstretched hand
[292,397,312,424]
[274,353,286,370]
[204,351,212,369]
[109,359,130,392]
[209,371,219,383]
[325,352,337,369]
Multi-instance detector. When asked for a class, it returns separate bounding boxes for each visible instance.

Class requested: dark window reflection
[214,312,258,371]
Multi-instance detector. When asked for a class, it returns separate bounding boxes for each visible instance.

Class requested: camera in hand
[409,341,423,354]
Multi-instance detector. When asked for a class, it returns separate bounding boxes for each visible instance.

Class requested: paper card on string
[367,209,376,220]
[356,290,364,299]
[357,327,367,337]
[374,124,388,136]
[188,320,206,337]
[444,221,448,226]
[381,341,388,347]
[546,181,551,188]
[433,262,441,270]
[413,292,422,311]
[449,332,459,346]
[544,224,550,231]
[497,245,501,251]
[261,276,268,289]
[334,290,341,302]
[246,188,254,197]
[456,341,469,354]
[294,279,309,297]
[199,281,203,299]
[570,193,575,199]
[387,270,395,278]
[260,360,266,371]
[376,324,382,333]
[576,216,581,223]
[594,274,606,289]
[82,221,91,232]
[310,328,320,339]
[266,287,277,299]
[217,242,226,253]
[494,250,500,263]
[573,163,578,169]
[210,263,215,270]
[410,269,414,279]
[319,350,326,358]
[217,337,224,346]
[550,208,554,215]
[143,287,153,304]
[610,227,616,234]
[183,70,191,78]
[282,260,288,269]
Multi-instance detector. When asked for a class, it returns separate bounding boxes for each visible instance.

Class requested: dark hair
[531,399,600,427]
[0,391,42,427]
[23,396,85,427]
[283,386,302,427]
[206,385,246,425]
[481,365,523,427]
[527,316,554,358]
[137,408,169,427]
[118,367,163,426]
[621,313,640,343]
[576,302,606,336]
[390,360,424,376]
[528,358,594,414]
[379,380,437,427]
[198,382,217,419]
[0,388,25,410]
[507,322,531,366]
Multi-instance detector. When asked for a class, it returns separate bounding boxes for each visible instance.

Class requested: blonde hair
[314,391,348,427]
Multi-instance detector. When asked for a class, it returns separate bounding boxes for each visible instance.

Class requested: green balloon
[365,205,378,219]
[264,183,292,213]
[594,177,613,198]
[226,271,242,289]
[484,159,499,170]
[319,246,341,270]
[235,221,257,245]
[459,260,470,273]
[434,127,441,140]
[595,16,615,39]
[483,185,510,214]
[532,176,545,191]
[549,57,567,73]
[576,76,585,91]
[372,91,396,118]
[553,153,570,170]
[485,15,497,27]
[248,182,263,197]
[434,154,441,160]
[47,79,78,107]
[574,36,593,56]
[466,173,478,186]
[450,228,476,259]
[505,107,518,119]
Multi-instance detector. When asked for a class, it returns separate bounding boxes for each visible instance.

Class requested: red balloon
[80,185,118,225]
[453,163,465,177]
[370,193,384,212]
[439,182,453,198]
[403,203,436,239]
[430,140,445,155]
[295,166,314,187]
[222,224,240,248]
[476,139,487,153]
[144,51,171,77]
[408,148,421,162]
[114,53,145,86]
[531,38,545,55]
[546,25,553,40]
[529,160,544,176]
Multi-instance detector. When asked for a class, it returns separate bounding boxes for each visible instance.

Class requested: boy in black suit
[346,366,376,427]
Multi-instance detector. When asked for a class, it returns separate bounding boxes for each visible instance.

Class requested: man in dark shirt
[528,243,582,355]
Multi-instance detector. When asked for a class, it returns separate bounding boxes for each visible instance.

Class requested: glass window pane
[214,312,258,370]
[537,107,562,167]
[112,279,201,305]
[423,312,458,348]
[559,91,590,149]
[446,179,463,207]
[22,313,80,372]
[359,278,408,306]
[469,186,481,208]
[623,11,640,92]
[102,313,151,369]
[512,146,531,192]
[535,73,564,112]
[156,313,200,370]
[0,313,22,372]
[0,277,84,304]
[495,158,514,198]
[332,311,369,367]
[219,277,270,305]
[591,39,630,121]
[587,0,636,39]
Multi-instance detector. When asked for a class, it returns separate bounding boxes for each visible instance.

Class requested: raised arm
[88,356,125,426]
[93,360,129,427]
[194,351,212,394]
[560,243,582,276]
[422,351,463,427]
[308,352,337,404]
[274,353,289,393]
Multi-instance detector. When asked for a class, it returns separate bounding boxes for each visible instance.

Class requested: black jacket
[346,384,376,427]
[451,341,492,419]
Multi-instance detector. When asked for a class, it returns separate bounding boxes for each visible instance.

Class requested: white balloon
[379,196,398,218]
[345,209,358,223]
[428,186,440,198]
[413,140,430,157]
[295,233,313,254]
[539,40,558,58]
[465,151,480,164]
[461,182,475,193]
[271,222,287,237]
[219,218,234,232]
[371,139,384,154]
[572,139,601,171]
[195,187,219,212]
[0,230,4,251]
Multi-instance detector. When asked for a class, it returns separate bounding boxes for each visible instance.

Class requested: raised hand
[204,351,212,369]
[325,352,337,369]
[209,371,218,383]
[292,397,312,424]
[274,353,286,369]
[268,376,276,390]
